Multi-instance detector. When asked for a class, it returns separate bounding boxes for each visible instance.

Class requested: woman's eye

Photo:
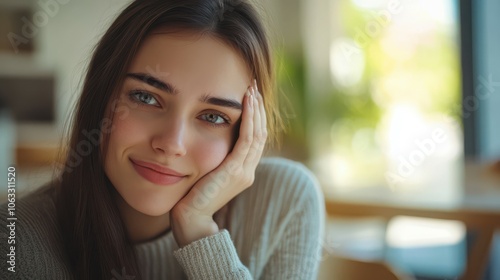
[199,113,230,126]
[129,91,159,106]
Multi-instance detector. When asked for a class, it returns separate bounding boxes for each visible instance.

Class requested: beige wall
[1,0,132,145]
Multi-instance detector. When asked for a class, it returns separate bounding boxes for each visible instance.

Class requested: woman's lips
[130,159,186,185]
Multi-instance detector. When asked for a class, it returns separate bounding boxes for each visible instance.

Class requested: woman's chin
[133,202,175,217]
[120,194,177,217]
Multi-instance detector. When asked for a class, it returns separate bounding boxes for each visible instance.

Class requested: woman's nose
[151,119,187,157]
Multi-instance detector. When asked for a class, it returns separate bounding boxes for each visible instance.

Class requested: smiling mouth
[130,158,186,185]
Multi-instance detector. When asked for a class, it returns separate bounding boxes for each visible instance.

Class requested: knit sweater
[1,157,325,280]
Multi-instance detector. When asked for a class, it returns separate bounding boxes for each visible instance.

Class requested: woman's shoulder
[257,157,316,179]
[0,184,59,228]
[0,184,73,278]
[229,157,325,219]
[227,157,325,261]
[254,157,323,204]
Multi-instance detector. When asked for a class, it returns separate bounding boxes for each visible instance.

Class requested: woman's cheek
[194,136,231,174]
[110,119,136,149]
[106,116,149,166]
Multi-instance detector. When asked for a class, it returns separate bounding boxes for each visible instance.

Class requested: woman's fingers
[244,80,266,169]
[255,79,267,146]
[223,80,266,178]
[256,81,267,138]
[225,87,254,165]
[254,81,267,164]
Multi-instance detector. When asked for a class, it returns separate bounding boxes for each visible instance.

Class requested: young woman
[1,1,324,279]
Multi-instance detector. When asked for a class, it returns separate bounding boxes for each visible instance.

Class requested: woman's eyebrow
[200,94,242,111]
[126,72,179,94]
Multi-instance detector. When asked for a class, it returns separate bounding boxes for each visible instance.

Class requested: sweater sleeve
[173,229,252,279]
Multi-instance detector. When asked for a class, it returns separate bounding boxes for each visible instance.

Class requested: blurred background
[1,0,499,279]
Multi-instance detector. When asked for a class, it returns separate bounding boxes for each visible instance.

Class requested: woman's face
[104,31,252,217]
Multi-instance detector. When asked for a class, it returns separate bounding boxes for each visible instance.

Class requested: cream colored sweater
[0,157,325,279]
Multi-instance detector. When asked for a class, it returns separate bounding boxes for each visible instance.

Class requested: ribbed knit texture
[1,157,325,279]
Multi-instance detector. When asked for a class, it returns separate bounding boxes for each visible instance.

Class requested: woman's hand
[171,79,267,247]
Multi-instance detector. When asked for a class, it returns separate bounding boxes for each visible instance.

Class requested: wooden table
[324,163,500,280]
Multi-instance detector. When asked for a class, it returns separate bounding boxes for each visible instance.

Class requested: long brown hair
[54,0,282,279]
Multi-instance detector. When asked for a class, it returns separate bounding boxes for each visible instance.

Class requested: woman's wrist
[171,210,219,248]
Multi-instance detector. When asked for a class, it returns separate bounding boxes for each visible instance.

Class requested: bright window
[310,0,463,201]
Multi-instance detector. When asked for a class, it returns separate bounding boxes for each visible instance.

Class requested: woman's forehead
[127,32,252,99]
[131,33,251,78]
